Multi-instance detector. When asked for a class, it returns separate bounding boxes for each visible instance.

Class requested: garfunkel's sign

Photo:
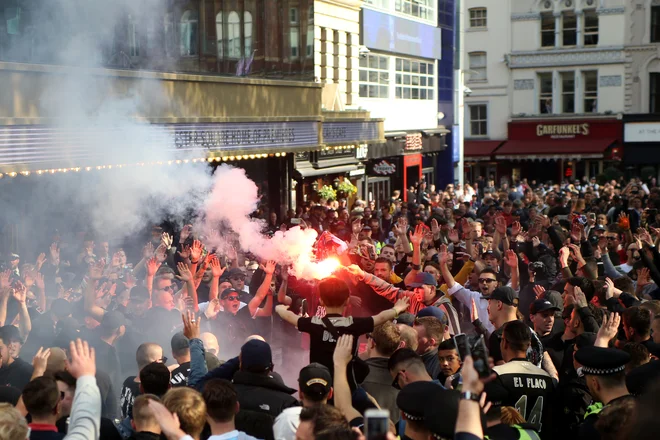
[536,123,590,138]
[373,160,396,175]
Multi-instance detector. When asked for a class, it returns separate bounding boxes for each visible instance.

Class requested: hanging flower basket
[337,180,357,195]
[318,185,337,200]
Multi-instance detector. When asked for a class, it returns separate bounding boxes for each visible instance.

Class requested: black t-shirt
[206,306,254,357]
[485,360,557,436]
[120,376,141,419]
[297,314,374,374]
[0,357,33,391]
[170,362,190,387]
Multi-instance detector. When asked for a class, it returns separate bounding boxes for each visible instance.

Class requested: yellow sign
[536,123,590,137]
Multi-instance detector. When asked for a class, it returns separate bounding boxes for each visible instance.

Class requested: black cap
[530,299,560,315]
[486,286,519,307]
[0,325,22,344]
[396,312,416,327]
[225,268,246,280]
[575,332,597,350]
[482,250,499,259]
[298,363,332,398]
[220,288,242,300]
[101,311,127,331]
[171,332,190,352]
[575,346,630,376]
[397,381,444,422]
[594,224,606,232]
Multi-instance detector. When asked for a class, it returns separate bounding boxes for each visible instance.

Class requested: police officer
[575,346,633,440]
[396,380,443,440]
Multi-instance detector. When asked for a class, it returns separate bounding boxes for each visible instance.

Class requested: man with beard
[203,261,276,358]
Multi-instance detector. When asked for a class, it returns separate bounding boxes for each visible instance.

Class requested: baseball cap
[409,272,438,288]
[220,288,242,300]
[594,224,606,232]
[482,250,499,259]
[530,299,560,315]
[240,339,273,372]
[416,307,448,326]
[486,286,519,307]
[298,363,332,398]
[226,268,246,279]
[396,312,416,327]
[130,286,150,302]
[101,311,127,331]
[171,332,190,353]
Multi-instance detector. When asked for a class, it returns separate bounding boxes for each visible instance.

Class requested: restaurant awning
[464,140,504,161]
[495,139,616,161]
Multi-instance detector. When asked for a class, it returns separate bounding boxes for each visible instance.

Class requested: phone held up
[365,409,390,440]
[454,333,492,378]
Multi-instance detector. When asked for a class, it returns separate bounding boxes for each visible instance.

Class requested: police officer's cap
[396,381,442,422]
[575,346,631,376]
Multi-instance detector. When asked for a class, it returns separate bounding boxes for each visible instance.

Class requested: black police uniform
[395,381,443,439]
[574,346,632,440]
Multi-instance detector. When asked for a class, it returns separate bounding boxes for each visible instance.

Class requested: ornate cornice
[597,6,625,16]
[508,47,626,68]
[511,12,541,21]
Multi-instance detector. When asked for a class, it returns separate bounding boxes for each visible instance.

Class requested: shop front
[495,118,622,184]
[463,140,504,184]
[623,115,660,180]
[293,114,384,206]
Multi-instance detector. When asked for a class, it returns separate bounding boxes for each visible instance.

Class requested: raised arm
[12,283,31,341]
[176,262,199,312]
[403,224,426,286]
[332,335,363,422]
[84,262,108,323]
[503,250,519,291]
[342,265,410,303]
[208,255,226,301]
[277,268,292,306]
[248,260,276,317]
[145,257,160,298]
[372,297,410,326]
[65,339,101,440]
[439,246,457,289]
[275,304,300,327]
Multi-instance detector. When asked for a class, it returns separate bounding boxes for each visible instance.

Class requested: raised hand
[533,284,546,299]
[558,246,570,265]
[438,244,450,266]
[142,242,155,259]
[225,245,238,262]
[182,310,200,340]
[12,281,27,304]
[503,249,518,268]
[637,268,651,288]
[36,253,46,270]
[393,296,411,314]
[176,262,192,282]
[49,243,60,262]
[190,240,203,263]
[574,286,588,308]
[604,277,616,300]
[531,236,541,248]
[177,244,191,260]
[204,298,221,319]
[147,400,186,440]
[161,232,173,250]
[332,334,354,368]
[35,272,45,291]
[210,256,225,278]
[618,211,630,230]
[431,218,440,238]
[263,260,277,275]
[393,218,407,237]
[638,228,654,247]
[146,257,160,277]
[66,339,96,378]
[595,312,621,348]
[568,243,584,263]
[470,298,479,322]
[352,218,363,236]
[154,244,168,263]
[123,272,137,290]
[494,216,507,235]
[571,223,584,243]
[0,270,10,290]
[448,228,459,244]
[32,347,51,377]
[339,264,365,281]
[409,224,425,247]
[461,218,474,238]
[88,259,106,281]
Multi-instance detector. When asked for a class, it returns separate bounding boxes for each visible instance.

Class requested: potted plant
[318,185,337,201]
[337,180,357,197]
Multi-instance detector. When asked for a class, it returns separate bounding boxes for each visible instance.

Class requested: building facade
[356,0,448,206]
[463,0,627,184]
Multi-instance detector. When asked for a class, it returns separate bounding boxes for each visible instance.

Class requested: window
[306,8,314,57]
[561,72,575,113]
[541,13,555,47]
[180,10,199,56]
[652,6,660,43]
[469,8,487,28]
[227,11,240,58]
[364,0,390,8]
[244,12,253,57]
[395,57,434,99]
[583,71,598,113]
[468,52,487,81]
[562,12,577,46]
[651,73,660,113]
[395,0,434,21]
[359,53,390,98]
[216,12,223,58]
[290,7,300,58]
[128,15,139,57]
[584,10,599,46]
[469,105,487,136]
[539,73,553,114]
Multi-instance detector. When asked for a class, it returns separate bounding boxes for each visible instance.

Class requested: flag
[244,50,256,76]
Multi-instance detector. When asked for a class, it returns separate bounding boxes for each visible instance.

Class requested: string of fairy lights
[0,144,360,179]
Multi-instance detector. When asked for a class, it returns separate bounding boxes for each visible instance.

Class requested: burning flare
[311,258,341,280]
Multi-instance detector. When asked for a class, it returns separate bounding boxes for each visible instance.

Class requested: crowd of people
[2,173,660,440]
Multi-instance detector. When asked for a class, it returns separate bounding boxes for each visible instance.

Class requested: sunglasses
[160,285,174,292]
[478,278,497,284]
[392,370,404,390]
[157,356,168,363]
[224,295,240,301]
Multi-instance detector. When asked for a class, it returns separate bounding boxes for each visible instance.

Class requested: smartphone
[454,333,471,361]
[471,335,492,378]
[365,409,390,440]
[588,213,596,221]
[291,218,302,225]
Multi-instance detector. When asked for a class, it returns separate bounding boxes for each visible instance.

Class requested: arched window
[306,7,314,58]
[244,11,253,57]
[216,12,223,58]
[180,10,199,56]
[227,11,240,58]
[128,14,139,57]
[290,7,299,59]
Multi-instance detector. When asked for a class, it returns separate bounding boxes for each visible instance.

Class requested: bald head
[244,335,266,343]
[201,333,219,356]
[45,347,67,374]
[136,343,164,370]
[397,324,419,352]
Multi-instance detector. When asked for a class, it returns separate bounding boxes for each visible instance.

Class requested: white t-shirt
[273,406,303,440]
[208,430,260,440]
